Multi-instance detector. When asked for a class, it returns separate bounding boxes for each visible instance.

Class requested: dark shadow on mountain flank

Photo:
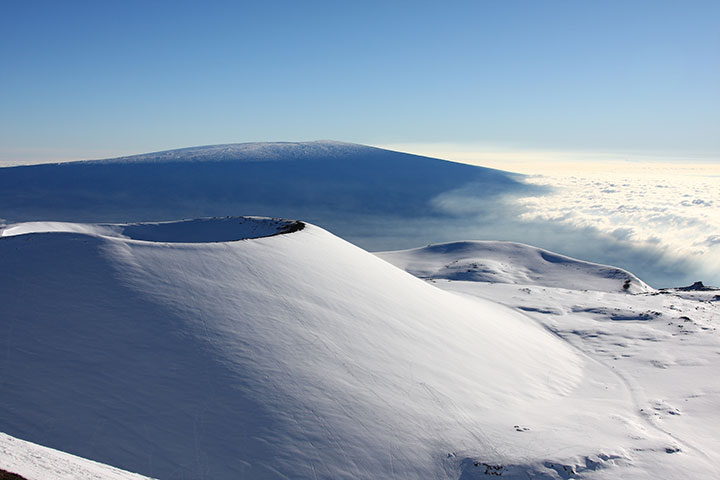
[0,142,539,226]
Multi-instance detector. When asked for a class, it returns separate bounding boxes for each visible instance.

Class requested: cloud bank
[512,163,720,287]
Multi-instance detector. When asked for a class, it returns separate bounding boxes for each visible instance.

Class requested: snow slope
[0,217,690,479]
[382,241,720,479]
[0,433,154,480]
[377,241,653,294]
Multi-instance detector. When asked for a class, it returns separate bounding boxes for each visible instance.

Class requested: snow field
[2,217,716,478]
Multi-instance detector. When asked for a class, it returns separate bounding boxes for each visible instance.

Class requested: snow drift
[0,432,154,480]
[0,216,653,479]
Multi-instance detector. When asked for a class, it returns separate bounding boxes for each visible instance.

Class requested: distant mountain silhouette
[0,141,536,250]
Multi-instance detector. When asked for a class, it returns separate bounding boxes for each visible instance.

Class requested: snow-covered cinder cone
[377,240,653,294]
[0,217,684,479]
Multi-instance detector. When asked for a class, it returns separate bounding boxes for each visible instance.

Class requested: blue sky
[1,0,718,163]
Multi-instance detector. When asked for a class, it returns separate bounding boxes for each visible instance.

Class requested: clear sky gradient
[1,0,718,163]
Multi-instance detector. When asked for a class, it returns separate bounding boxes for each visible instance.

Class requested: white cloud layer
[514,163,720,285]
[379,142,720,286]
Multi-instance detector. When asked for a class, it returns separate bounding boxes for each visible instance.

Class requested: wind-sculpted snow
[0,433,154,480]
[0,217,682,479]
[377,240,653,294]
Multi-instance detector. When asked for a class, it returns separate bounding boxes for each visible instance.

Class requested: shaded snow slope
[377,241,652,294]
[0,433,154,480]
[0,217,677,479]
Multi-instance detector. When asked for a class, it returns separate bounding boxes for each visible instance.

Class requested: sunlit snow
[2,217,719,479]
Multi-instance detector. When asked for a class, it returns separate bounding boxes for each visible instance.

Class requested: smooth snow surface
[377,240,652,294]
[0,433,154,480]
[382,243,720,479]
[1,216,692,479]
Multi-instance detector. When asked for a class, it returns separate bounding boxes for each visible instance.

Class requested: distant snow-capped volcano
[0,141,533,247]
[83,140,378,164]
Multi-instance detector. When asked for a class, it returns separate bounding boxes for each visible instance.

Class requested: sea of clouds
[382,143,720,287]
[513,162,720,287]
